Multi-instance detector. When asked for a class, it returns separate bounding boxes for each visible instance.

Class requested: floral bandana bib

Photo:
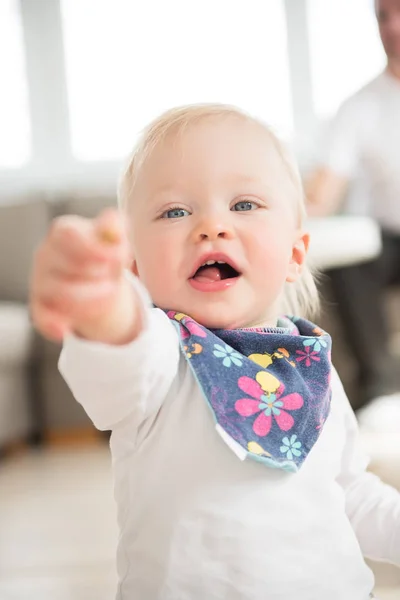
[167,312,332,472]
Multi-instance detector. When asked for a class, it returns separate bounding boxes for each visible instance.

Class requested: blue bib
[167,312,332,473]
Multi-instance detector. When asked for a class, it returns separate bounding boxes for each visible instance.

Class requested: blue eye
[232,200,258,212]
[161,207,191,219]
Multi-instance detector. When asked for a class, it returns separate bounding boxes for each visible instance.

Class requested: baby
[30,105,400,600]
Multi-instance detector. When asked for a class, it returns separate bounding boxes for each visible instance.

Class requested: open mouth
[191,259,241,283]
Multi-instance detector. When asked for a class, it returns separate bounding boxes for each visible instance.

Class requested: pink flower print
[168,312,207,339]
[235,371,303,437]
[296,346,320,367]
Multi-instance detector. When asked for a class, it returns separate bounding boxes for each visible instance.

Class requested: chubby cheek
[248,228,293,288]
[132,230,181,301]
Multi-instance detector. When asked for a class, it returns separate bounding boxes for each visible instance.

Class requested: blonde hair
[118,103,320,319]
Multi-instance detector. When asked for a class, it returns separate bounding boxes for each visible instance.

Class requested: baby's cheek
[140,244,179,301]
[253,234,293,288]
[252,228,291,264]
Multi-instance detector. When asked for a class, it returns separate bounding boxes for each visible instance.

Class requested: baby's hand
[30,208,141,345]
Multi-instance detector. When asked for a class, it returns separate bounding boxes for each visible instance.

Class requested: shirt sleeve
[318,96,364,178]
[58,274,180,431]
[334,371,400,565]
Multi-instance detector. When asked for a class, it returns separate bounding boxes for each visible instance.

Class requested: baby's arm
[30,209,180,431]
[334,372,400,565]
[58,277,179,431]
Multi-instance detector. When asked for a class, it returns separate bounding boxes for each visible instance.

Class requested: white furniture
[307,216,382,270]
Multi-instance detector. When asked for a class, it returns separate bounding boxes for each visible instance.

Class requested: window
[307,0,386,120]
[0,0,31,168]
[61,0,293,161]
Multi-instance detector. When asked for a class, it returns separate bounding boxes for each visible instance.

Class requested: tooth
[205,260,216,265]
[217,261,225,264]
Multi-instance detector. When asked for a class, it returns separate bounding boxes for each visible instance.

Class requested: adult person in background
[306,0,400,430]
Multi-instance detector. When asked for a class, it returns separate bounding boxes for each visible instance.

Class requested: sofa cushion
[0,303,33,366]
[0,196,50,302]
[52,193,118,220]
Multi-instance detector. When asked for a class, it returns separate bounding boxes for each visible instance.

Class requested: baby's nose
[192,217,235,242]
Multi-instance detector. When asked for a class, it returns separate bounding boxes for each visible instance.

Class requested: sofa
[0,193,116,447]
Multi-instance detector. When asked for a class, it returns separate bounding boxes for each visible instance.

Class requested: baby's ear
[131,260,139,277]
[286,232,310,283]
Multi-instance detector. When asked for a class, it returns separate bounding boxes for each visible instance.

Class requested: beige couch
[0,194,116,447]
[0,197,48,446]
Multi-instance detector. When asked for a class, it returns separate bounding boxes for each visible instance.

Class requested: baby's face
[129,117,308,329]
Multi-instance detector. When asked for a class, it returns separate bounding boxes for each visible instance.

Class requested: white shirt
[59,279,400,600]
[321,70,400,233]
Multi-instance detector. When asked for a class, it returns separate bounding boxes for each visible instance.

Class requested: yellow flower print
[184,342,203,359]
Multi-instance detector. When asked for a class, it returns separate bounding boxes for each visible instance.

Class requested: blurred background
[0,1,399,599]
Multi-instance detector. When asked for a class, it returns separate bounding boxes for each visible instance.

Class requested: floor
[0,440,399,600]
[0,446,117,600]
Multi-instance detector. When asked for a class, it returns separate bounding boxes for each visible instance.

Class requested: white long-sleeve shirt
[59,280,400,600]
[321,70,400,233]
